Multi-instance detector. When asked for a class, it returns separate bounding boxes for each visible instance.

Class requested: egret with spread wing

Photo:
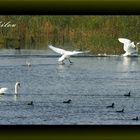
[49,45,86,64]
[118,38,140,56]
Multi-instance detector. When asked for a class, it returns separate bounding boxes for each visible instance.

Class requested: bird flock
[106,91,139,121]
[48,38,140,122]
[48,38,140,65]
[0,37,139,123]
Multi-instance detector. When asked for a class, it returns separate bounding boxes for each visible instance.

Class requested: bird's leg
[68,58,73,64]
[59,61,65,65]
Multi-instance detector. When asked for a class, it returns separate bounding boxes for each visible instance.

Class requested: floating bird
[15,82,20,94]
[106,103,115,108]
[27,101,34,105]
[116,108,124,113]
[124,91,131,97]
[63,99,71,103]
[0,87,8,95]
[49,45,88,64]
[0,82,20,95]
[132,116,138,121]
[26,60,31,67]
[118,38,140,56]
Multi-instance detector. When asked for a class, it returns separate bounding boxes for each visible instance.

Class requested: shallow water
[0,49,140,124]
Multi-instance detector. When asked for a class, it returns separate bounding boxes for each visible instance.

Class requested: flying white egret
[118,38,140,56]
[0,87,8,95]
[48,45,87,64]
[15,82,20,94]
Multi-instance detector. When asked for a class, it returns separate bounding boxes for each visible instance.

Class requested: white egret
[118,38,140,56]
[15,82,20,94]
[49,45,87,64]
[0,87,8,95]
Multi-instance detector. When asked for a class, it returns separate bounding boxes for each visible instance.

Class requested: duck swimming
[132,116,138,121]
[63,99,71,103]
[116,108,124,113]
[124,91,131,97]
[106,103,115,108]
[27,101,34,105]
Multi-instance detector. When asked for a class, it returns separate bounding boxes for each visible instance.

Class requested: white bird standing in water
[48,45,87,64]
[15,82,20,94]
[118,38,140,56]
[0,87,8,95]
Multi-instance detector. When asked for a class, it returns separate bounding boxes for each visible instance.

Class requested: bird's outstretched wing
[118,38,131,44]
[70,51,84,55]
[48,45,67,55]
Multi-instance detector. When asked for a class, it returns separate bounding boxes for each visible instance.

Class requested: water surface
[0,49,140,124]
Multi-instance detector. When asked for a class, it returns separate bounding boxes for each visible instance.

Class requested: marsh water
[0,49,140,124]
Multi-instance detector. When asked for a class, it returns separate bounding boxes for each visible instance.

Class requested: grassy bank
[0,16,140,54]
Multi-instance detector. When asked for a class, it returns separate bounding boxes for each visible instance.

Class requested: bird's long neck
[15,84,19,94]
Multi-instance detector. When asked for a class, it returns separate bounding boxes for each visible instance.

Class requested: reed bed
[0,15,140,54]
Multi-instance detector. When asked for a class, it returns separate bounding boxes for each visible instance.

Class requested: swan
[15,82,20,94]
[118,38,140,56]
[0,87,8,95]
[0,82,20,95]
[49,45,87,64]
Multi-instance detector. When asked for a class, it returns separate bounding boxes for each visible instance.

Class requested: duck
[116,108,124,113]
[124,91,131,97]
[106,103,114,108]
[132,116,138,121]
[63,99,71,103]
[27,101,34,105]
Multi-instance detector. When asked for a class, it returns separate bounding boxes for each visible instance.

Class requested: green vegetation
[0,15,140,54]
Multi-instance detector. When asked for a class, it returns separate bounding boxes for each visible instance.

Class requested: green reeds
[0,15,140,54]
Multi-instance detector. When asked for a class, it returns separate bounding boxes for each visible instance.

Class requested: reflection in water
[14,94,20,101]
[57,63,72,73]
[122,57,139,66]
[14,49,21,55]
